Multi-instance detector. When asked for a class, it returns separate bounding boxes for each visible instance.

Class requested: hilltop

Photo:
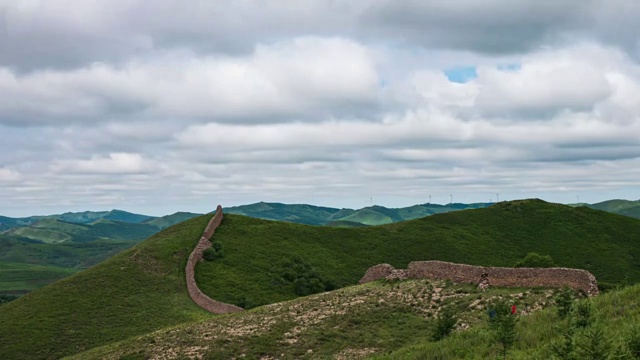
[225,201,494,225]
[2,199,640,359]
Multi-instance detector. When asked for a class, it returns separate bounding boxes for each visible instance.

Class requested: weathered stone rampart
[185,205,243,314]
[360,260,599,296]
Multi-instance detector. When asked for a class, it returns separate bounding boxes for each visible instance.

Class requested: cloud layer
[1,1,639,216]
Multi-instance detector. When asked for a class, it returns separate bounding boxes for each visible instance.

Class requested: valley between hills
[1,199,640,359]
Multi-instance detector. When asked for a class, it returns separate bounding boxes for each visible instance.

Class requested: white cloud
[50,153,155,175]
[0,167,21,182]
[0,37,378,126]
[1,2,640,216]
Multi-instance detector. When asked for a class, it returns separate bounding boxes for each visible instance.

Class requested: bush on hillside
[431,306,457,341]
[0,295,18,305]
[487,300,518,359]
[203,242,225,261]
[514,252,555,268]
[280,256,334,296]
[555,288,574,319]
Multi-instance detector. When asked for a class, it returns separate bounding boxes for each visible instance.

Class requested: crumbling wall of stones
[185,205,243,314]
[360,260,599,296]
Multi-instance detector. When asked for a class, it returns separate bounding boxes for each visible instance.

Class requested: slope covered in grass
[196,200,640,308]
[0,261,78,293]
[69,279,561,359]
[0,215,213,360]
[589,199,640,219]
[377,282,640,359]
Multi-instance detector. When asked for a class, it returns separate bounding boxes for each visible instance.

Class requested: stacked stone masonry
[360,260,599,297]
[185,205,243,314]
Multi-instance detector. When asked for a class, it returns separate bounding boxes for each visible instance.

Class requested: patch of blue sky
[444,66,477,83]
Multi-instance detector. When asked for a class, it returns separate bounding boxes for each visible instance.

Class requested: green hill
[194,200,640,308]
[5,218,158,244]
[143,211,201,229]
[589,199,640,219]
[68,281,640,360]
[0,215,213,359]
[2,199,640,359]
[0,212,203,294]
[225,201,342,225]
[68,279,565,359]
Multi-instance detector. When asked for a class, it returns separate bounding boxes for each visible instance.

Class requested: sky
[0,0,639,217]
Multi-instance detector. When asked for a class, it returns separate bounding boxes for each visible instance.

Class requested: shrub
[627,325,640,359]
[203,243,225,261]
[514,252,555,268]
[575,324,612,360]
[574,300,593,329]
[281,256,334,296]
[555,288,574,319]
[487,300,518,360]
[431,306,457,341]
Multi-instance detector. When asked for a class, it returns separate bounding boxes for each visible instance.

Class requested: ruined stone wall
[360,260,599,296]
[185,205,243,314]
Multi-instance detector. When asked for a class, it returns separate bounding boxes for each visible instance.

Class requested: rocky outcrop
[185,205,243,314]
[360,260,599,296]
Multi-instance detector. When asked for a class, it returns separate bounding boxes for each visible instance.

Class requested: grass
[374,283,640,359]
[0,261,78,293]
[67,279,562,359]
[3,199,640,359]
[196,200,640,308]
[0,215,214,360]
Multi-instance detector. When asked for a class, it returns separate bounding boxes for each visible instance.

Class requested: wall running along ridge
[360,261,599,297]
[185,205,243,314]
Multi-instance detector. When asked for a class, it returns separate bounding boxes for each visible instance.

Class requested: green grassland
[0,215,213,360]
[2,199,640,359]
[67,279,565,359]
[0,261,78,293]
[589,199,640,219]
[377,283,640,359]
[196,200,640,308]
[0,212,201,293]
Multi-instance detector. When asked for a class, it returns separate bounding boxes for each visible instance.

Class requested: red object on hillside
[511,305,516,314]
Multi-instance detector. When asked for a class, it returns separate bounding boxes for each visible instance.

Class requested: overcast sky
[0,0,639,217]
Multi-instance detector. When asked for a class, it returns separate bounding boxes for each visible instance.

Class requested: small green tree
[575,324,612,360]
[514,252,555,268]
[626,324,640,359]
[555,288,574,319]
[573,300,593,329]
[551,324,577,360]
[488,301,518,359]
[431,306,458,341]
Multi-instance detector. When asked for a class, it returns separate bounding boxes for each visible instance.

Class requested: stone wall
[185,205,243,314]
[360,260,599,296]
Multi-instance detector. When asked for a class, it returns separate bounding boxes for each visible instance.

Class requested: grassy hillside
[68,279,563,359]
[377,283,640,359]
[0,261,78,293]
[3,199,640,359]
[0,212,203,293]
[5,219,158,244]
[0,215,213,360]
[196,200,640,308]
[225,202,341,225]
[143,211,200,229]
[589,199,640,219]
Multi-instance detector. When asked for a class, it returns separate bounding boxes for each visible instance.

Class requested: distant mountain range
[225,201,494,225]
[1,199,638,295]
